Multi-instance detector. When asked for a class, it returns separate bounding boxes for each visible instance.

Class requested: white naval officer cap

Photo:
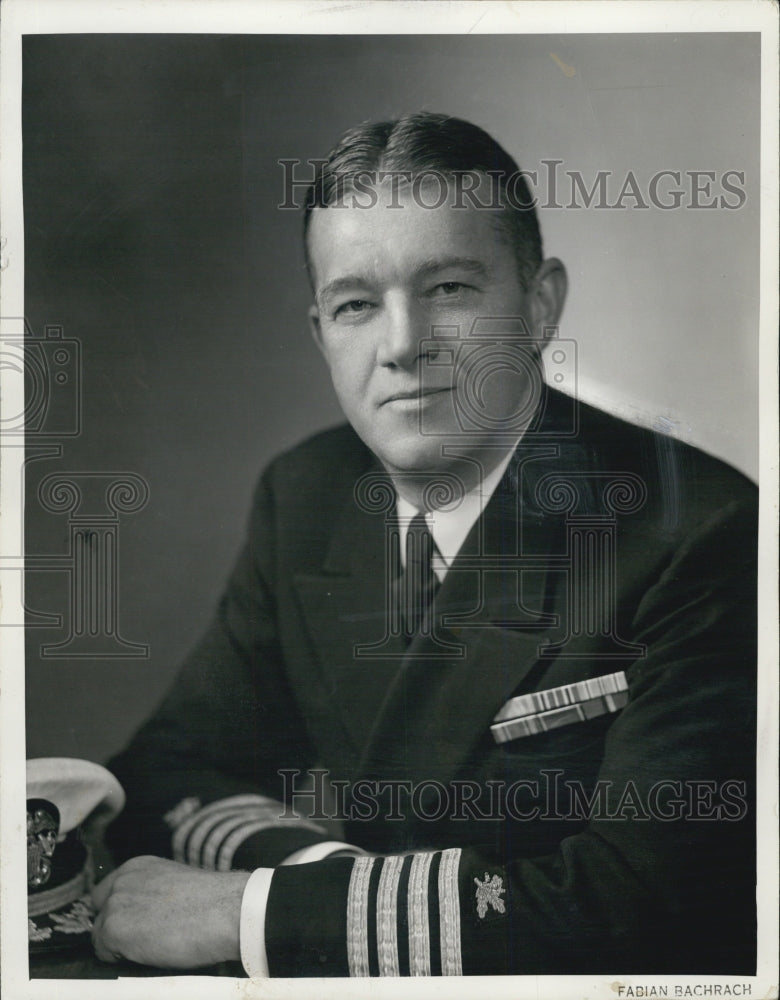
[27,758,125,953]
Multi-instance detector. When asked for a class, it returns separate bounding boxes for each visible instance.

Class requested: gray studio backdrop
[22,34,759,763]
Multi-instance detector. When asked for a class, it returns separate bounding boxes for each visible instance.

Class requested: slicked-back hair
[303,112,543,291]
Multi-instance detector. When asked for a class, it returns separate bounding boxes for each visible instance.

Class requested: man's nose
[376,298,430,369]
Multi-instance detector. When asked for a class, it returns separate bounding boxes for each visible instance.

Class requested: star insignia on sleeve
[474,872,506,919]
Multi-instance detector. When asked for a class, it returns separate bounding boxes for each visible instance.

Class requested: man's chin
[372,438,455,477]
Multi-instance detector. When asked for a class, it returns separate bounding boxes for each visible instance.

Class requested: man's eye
[433,282,466,296]
[335,299,372,317]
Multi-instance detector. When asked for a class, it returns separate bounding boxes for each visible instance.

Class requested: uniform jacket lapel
[292,459,408,763]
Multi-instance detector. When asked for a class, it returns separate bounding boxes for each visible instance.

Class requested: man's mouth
[381,386,453,406]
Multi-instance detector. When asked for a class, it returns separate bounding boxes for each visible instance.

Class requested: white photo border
[1,3,777,999]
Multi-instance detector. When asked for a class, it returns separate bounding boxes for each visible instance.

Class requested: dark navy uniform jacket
[107,389,757,976]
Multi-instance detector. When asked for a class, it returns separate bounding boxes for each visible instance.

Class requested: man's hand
[91,856,250,969]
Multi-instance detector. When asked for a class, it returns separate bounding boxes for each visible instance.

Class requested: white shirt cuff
[280,840,365,866]
[239,867,274,977]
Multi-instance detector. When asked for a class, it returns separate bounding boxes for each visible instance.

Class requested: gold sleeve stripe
[203,814,288,869]
[407,851,434,976]
[347,855,375,977]
[191,807,277,866]
[438,847,463,976]
[376,855,405,976]
[171,794,277,861]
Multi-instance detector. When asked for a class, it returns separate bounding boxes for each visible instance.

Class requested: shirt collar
[395,442,519,580]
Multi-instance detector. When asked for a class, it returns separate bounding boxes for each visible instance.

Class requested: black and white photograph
[1,2,777,998]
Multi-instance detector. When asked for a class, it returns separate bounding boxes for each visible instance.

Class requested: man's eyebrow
[316,276,374,308]
[413,256,491,280]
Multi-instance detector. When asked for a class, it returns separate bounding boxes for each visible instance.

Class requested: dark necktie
[401,512,439,641]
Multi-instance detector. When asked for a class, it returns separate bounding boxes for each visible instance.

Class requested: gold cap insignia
[27,799,60,888]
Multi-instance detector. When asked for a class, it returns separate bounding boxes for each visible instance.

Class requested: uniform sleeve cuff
[239,867,274,977]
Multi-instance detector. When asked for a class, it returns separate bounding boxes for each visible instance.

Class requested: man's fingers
[90,866,119,910]
[90,866,122,961]
[91,908,120,964]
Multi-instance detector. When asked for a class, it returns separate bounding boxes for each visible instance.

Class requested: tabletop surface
[30,948,244,979]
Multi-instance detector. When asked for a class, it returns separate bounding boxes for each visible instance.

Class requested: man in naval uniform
[91,113,757,977]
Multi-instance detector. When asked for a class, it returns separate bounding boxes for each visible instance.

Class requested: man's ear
[528,257,568,334]
[308,305,327,360]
